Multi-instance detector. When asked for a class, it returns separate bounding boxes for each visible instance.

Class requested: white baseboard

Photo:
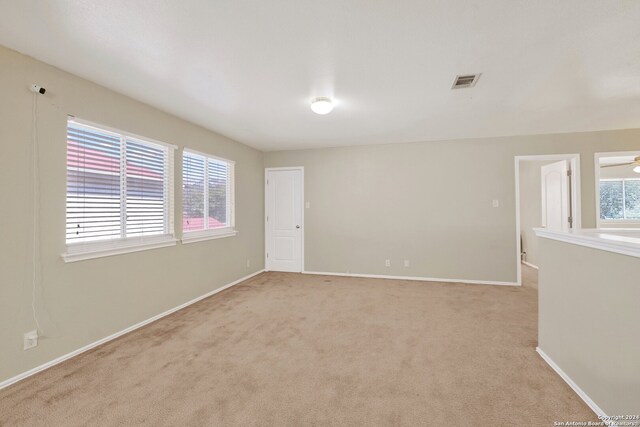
[0,269,265,391]
[302,271,518,287]
[536,347,609,420]
[522,261,539,270]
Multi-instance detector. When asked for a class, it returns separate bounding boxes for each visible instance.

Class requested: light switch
[305,201,311,209]
[492,199,500,208]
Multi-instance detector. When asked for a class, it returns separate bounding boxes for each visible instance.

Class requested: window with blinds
[66,118,175,252]
[182,150,235,241]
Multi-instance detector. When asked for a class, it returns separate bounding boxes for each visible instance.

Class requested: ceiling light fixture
[634,166,640,174]
[310,97,334,115]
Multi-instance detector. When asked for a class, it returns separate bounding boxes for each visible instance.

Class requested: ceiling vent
[451,73,480,89]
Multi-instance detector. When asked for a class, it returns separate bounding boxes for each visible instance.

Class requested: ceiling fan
[601,156,640,173]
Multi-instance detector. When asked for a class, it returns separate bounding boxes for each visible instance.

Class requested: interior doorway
[514,155,581,286]
[265,167,304,272]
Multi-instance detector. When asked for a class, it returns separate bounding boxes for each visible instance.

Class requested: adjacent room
[1,1,639,426]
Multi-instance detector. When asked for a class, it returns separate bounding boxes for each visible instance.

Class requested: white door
[541,160,571,231]
[266,168,303,272]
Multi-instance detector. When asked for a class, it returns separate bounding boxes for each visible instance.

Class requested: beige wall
[265,130,640,282]
[519,160,554,267]
[0,46,264,383]
[538,238,640,414]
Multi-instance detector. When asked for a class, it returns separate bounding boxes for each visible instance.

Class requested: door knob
[296,225,300,229]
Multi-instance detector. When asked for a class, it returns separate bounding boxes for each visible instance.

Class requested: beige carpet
[0,267,595,426]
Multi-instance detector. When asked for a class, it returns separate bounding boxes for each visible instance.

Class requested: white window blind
[125,138,168,237]
[182,152,206,232]
[208,158,231,228]
[182,150,235,241]
[66,119,175,250]
[66,122,122,243]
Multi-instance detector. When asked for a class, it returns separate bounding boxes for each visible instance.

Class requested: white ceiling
[1,0,639,151]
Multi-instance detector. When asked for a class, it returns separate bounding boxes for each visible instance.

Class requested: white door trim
[514,154,581,286]
[265,167,305,272]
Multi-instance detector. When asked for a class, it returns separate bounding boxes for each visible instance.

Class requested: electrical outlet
[404,260,410,267]
[385,259,391,267]
[492,199,500,208]
[246,259,251,268]
[24,330,38,350]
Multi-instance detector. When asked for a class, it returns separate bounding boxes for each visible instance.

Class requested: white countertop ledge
[534,228,640,259]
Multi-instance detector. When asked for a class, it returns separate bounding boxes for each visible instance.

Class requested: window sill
[181,229,238,244]
[62,235,177,263]
[599,221,640,226]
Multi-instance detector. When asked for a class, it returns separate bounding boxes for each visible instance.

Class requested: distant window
[182,150,236,242]
[600,179,640,220]
[64,118,175,261]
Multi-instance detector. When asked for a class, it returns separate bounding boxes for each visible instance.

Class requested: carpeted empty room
[0,269,596,426]
[2,1,640,426]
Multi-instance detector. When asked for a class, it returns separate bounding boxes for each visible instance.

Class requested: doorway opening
[514,155,581,286]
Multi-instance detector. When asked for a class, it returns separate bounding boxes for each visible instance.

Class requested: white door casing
[265,168,303,272]
[541,160,570,231]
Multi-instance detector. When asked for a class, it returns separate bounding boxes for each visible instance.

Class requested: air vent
[451,73,480,89]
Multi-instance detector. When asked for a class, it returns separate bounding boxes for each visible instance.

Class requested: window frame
[63,117,177,262]
[181,148,237,244]
[595,151,640,228]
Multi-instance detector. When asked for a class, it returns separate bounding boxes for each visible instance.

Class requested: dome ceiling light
[310,97,334,115]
